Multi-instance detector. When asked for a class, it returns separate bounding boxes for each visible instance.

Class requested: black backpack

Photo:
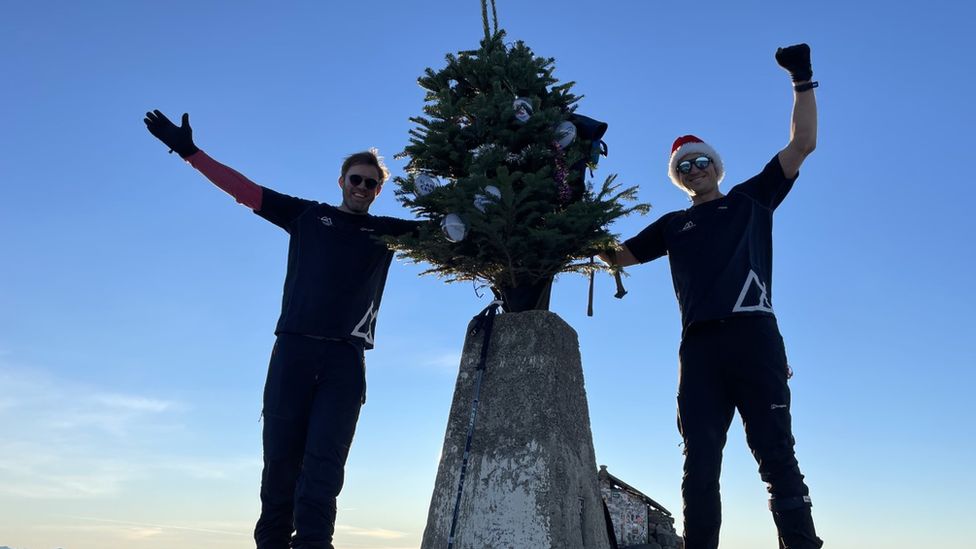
[567,113,609,202]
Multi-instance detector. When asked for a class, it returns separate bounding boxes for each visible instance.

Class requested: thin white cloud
[0,364,183,435]
[62,515,251,537]
[91,393,177,413]
[158,456,261,480]
[335,524,409,539]
[40,393,182,437]
[423,351,462,371]
[0,468,130,499]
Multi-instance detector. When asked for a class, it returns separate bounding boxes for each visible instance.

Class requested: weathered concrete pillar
[422,310,611,549]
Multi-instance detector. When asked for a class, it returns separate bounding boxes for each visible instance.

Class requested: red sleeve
[185,150,263,210]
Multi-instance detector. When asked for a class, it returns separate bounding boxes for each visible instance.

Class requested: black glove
[144,109,199,158]
[775,43,813,82]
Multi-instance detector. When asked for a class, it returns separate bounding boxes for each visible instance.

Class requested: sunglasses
[677,156,713,174]
[348,174,381,190]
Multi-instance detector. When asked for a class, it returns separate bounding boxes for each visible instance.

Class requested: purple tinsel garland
[552,140,572,204]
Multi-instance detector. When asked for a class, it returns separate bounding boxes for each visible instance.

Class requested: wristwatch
[794,81,819,93]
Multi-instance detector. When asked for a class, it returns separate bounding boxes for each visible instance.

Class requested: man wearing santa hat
[143,110,420,549]
[602,44,822,549]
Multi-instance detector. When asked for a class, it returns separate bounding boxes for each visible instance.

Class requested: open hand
[144,109,199,158]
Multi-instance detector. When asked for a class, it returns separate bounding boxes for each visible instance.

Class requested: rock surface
[421,310,611,549]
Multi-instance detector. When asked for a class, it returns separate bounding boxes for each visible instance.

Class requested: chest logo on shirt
[319,215,333,227]
[680,221,696,232]
[351,300,377,345]
[359,227,375,232]
[733,269,774,313]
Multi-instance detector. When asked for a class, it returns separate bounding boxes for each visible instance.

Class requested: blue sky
[1,1,974,548]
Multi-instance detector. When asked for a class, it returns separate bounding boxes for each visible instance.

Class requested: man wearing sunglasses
[601,44,822,549]
[144,109,418,549]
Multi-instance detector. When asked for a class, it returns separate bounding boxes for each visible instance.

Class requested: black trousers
[254,334,366,549]
[677,316,822,549]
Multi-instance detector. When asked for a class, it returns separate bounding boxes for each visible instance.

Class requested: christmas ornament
[414,174,442,197]
[554,120,577,149]
[470,143,495,159]
[512,98,533,123]
[474,185,501,212]
[441,213,468,242]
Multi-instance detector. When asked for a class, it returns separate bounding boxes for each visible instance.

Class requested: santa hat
[668,135,724,187]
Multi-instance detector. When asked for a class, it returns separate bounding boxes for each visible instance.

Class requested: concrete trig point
[421,310,612,549]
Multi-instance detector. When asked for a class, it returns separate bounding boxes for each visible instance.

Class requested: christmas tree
[388,5,648,312]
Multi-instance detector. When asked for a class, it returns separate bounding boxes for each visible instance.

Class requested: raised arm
[144,109,262,210]
[774,44,818,179]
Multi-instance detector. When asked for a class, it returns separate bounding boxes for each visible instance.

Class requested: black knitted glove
[144,109,199,158]
[775,43,813,83]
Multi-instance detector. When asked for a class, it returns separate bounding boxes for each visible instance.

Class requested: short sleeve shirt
[256,187,419,349]
[624,155,796,330]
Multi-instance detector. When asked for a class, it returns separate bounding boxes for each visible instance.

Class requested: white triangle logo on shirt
[733,269,774,313]
[351,300,377,345]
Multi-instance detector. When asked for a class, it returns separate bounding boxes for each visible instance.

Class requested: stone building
[599,465,683,549]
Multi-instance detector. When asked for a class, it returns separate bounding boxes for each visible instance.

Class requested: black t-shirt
[256,187,419,350]
[625,155,796,330]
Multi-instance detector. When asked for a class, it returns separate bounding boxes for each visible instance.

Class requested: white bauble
[414,174,441,197]
[554,120,577,148]
[441,213,467,242]
[474,185,502,212]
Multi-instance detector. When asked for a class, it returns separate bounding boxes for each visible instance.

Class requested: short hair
[341,148,390,184]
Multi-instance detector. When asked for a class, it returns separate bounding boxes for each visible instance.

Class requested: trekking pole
[447,300,503,549]
[587,257,596,316]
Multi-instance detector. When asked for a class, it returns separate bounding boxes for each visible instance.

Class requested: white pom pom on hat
[668,134,724,187]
